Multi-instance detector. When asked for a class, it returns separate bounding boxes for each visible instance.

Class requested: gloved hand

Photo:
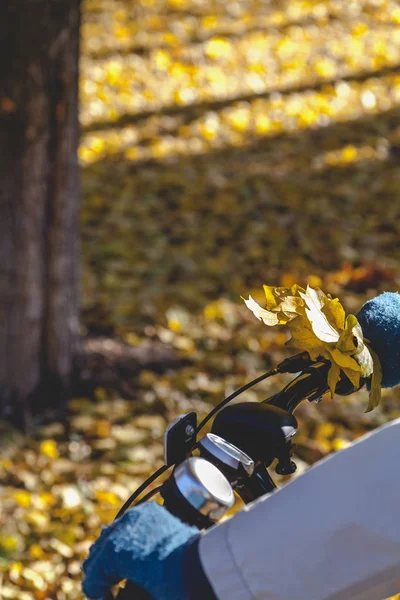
[82,502,199,600]
[356,291,400,388]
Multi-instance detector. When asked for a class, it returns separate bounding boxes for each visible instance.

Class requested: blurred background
[2,0,400,598]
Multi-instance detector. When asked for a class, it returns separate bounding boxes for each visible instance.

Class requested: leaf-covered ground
[2,0,400,597]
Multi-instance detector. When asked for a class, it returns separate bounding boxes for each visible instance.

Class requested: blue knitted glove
[357,291,400,388]
[82,502,199,600]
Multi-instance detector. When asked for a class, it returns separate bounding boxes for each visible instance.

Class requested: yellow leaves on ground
[244,285,382,410]
[227,106,252,132]
[39,440,59,460]
[13,490,32,507]
[79,0,400,166]
[0,534,18,556]
[0,403,171,597]
[205,38,233,60]
[95,490,120,505]
[105,61,123,86]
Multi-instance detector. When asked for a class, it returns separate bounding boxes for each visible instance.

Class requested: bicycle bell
[160,456,234,528]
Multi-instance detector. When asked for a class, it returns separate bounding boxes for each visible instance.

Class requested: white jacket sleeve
[198,418,400,600]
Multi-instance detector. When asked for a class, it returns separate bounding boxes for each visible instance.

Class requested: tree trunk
[0,0,81,428]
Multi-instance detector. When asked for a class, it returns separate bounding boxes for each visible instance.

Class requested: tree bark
[0,0,81,428]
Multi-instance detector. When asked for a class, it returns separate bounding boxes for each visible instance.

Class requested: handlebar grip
[115,581,154,600]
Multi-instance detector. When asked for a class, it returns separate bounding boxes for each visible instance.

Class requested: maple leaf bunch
[243,285,382,412]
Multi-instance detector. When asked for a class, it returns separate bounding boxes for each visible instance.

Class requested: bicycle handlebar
[265,361,365,413]
[108,355,367,600]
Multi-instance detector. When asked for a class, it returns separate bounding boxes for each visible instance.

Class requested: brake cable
[114,365,280,518]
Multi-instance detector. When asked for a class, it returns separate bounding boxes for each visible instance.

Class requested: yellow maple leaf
[365,347,382,413]
[298,286,339,343]
[336,314,358,353]
[322,297,345,331]
[243,284,382,409]
[327,362,341,398]
[285,317,327,362]
[242,296,280,326]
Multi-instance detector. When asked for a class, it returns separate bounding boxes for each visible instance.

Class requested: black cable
[114,465,170,520]
[195,367,279,436]
[114,367,279,520]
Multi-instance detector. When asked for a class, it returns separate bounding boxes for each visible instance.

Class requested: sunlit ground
[2,0,400,598]
[80,0,400,331]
